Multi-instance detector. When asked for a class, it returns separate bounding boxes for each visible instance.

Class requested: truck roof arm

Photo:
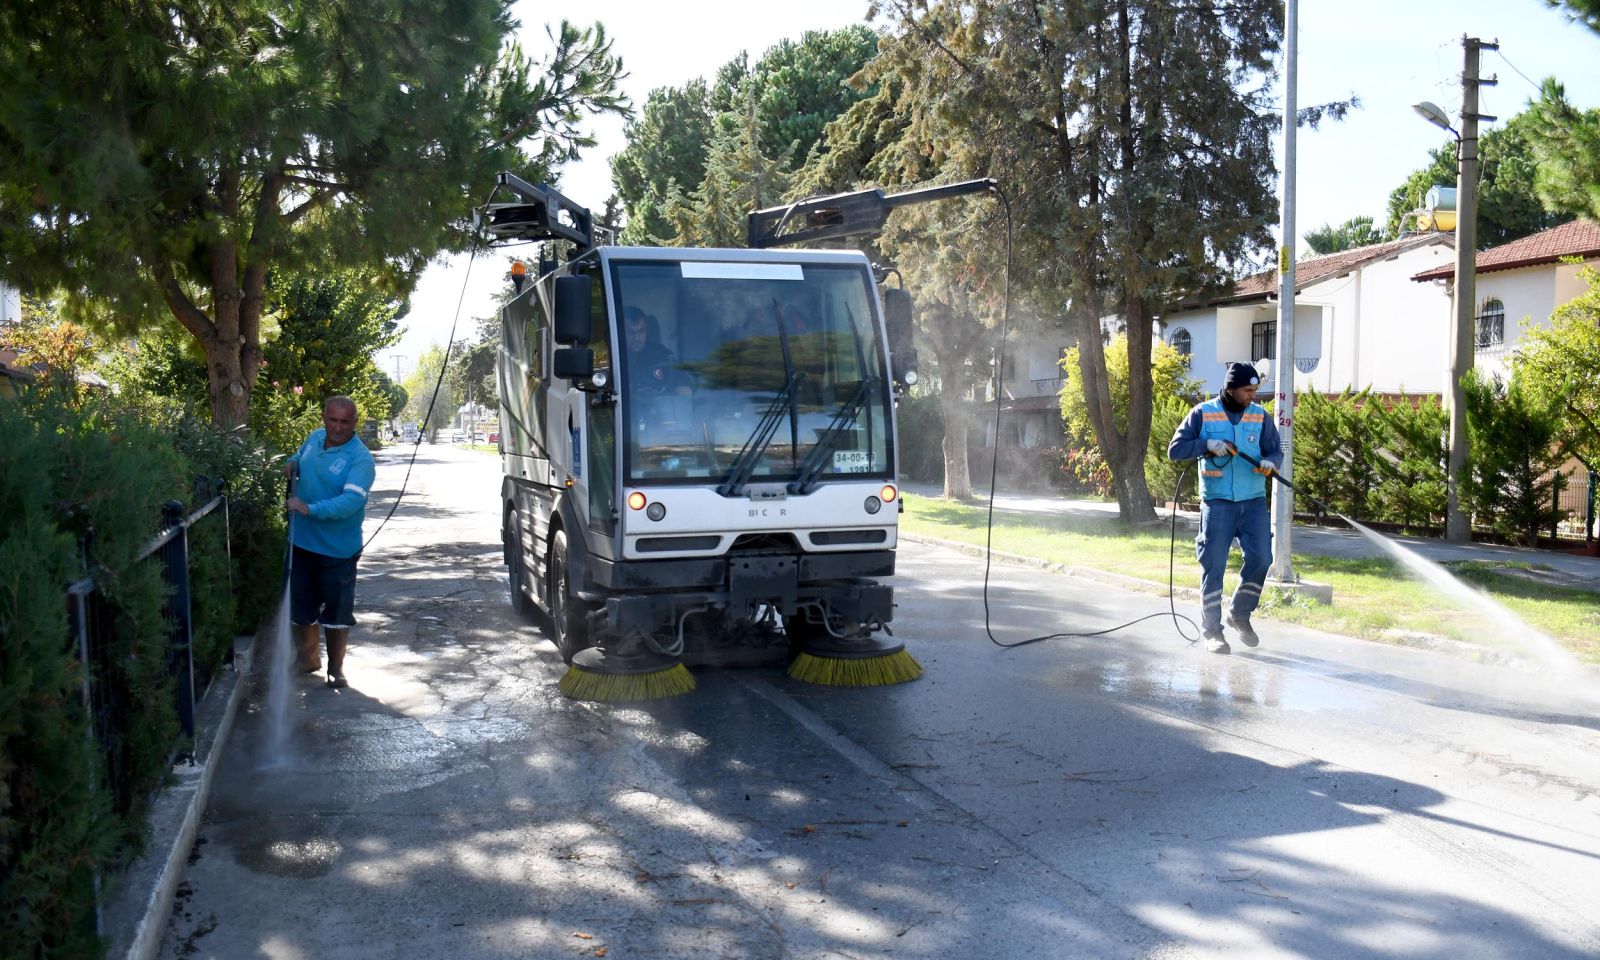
[746,178,996,249]
[478,173,595,253]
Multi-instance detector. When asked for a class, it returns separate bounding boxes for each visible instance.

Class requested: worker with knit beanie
[1166,362,1283,654]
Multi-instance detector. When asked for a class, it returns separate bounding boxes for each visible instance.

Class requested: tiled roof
[1184,234,1453,308]
[1412,218,1600,281]
[0,347,37,384]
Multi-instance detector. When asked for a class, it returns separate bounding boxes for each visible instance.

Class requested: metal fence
[63,489,231,938]
[1553,468,1595,544]
[64,492,231,818]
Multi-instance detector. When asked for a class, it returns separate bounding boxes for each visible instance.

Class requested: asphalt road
[161,443,1600,959]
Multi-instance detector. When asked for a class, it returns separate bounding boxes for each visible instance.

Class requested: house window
[1475,298,1505,349]
[1251,321,1276,360]
[1169,327,1191,356]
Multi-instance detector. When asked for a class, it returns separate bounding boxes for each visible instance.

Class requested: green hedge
[1,393,286,959]
[1288,384,1567,541]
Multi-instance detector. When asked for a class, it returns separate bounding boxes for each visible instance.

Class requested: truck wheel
[506,509,533,618]
[548,529,589,663]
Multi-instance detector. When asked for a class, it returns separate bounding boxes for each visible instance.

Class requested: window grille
[1169,328,1192,356]
[1475,298,1505,349]
[1251,321,1276,360]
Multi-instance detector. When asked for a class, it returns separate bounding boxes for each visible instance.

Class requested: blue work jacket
[288,429,375,558]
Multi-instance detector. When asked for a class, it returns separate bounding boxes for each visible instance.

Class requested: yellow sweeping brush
[559,646,696,702]
[788,647,922,686]
[787,628,922,687]
[559,662,695,701]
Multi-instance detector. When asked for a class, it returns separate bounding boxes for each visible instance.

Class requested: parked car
[450,429,466,442]
[487,432,499,444]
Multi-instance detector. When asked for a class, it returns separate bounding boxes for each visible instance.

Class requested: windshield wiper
[717,371,801,498]
[788,377,877,495]
[719,299,804,498]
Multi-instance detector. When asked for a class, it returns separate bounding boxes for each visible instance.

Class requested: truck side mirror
[553,275,591,346]
[882,287,919,387]
[553,347,594,381]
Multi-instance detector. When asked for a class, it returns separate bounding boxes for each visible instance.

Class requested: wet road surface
[162,444,1600,958]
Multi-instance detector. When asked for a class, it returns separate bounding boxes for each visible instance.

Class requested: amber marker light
[626,491,647,510]
[880,484,898,503]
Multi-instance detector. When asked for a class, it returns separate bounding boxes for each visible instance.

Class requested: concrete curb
[102,626,262,960]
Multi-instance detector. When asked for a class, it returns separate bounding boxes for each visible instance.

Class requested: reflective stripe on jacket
[1198,397,1268,502]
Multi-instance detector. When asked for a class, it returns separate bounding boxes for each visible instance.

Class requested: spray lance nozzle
[1213,444,1336,515]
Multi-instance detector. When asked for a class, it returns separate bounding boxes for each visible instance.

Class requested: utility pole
[1444,36,1497,543]
[1269,0,1299,583]
[391,354,407,382]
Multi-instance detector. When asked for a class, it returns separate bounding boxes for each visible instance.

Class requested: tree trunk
[157,169,273,431]
[1118,294,1158,524]
[1069,295,1158,524]
[158,241,265,431]
[919,298,988,501]
[940,388,973,500]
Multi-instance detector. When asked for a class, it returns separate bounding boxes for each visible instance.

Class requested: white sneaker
[1226,614,1259,648]
[1204,631,1230,654]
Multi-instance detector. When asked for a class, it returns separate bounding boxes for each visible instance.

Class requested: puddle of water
[234,832,342,879]
[1095,658,1363,714]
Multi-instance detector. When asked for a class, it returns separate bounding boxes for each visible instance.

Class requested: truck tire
[548,529,589,663]
[506,508,534,618]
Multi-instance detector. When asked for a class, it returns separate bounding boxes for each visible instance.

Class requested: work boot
[1203,631,1230,655]
[324,628,349,688]
[1226,613,1259,648]
[294,625,321,673]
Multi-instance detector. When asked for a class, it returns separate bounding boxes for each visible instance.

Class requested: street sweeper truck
[484,172,992,700]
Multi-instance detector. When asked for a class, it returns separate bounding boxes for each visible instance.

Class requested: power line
[1493,48,1544,95]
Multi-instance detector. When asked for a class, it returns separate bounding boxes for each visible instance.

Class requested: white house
[1159,234,1457,398]
[996,330,1070,449]
[1410,218,1600,382]
[0,281,19,326]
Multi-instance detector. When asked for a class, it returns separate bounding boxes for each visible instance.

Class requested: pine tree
[1526,79,1600,223]
[0,4,625,428]
[665,96,793,248]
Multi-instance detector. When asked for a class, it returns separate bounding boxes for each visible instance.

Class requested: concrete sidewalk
[901,482,1600,593]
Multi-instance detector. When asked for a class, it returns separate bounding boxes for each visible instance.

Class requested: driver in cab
[624,306,689,399]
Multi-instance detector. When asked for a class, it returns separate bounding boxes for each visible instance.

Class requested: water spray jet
[1223,445,1591,683]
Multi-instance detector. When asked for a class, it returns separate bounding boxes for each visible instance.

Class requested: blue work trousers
[1196,496,1273,634]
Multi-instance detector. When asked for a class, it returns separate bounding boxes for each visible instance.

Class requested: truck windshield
[610,259,892,488]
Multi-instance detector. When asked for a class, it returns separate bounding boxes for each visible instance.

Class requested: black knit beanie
[1223,362,1260,391]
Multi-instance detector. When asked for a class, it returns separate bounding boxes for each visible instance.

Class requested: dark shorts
[290,547,361,628]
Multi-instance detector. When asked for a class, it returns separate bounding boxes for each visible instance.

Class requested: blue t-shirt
[289,428,375,558]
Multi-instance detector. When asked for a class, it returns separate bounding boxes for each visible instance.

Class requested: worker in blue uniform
[1167,362,1283,654]
[286,395,376,686]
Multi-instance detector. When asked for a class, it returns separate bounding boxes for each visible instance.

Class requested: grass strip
[899,497,1600,665]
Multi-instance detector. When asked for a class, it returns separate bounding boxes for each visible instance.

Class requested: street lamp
[1411,100,1458,138]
